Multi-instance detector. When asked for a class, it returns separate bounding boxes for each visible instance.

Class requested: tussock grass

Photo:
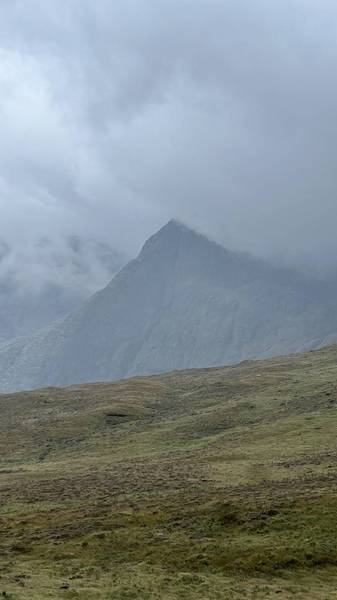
[1,347,337,597]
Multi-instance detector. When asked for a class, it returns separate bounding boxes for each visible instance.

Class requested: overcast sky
[1,0,337,275]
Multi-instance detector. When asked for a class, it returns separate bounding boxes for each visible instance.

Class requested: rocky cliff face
[1,220,337,392]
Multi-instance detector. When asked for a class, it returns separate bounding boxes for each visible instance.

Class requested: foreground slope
[2,346,337,597]
[1,220,337,392]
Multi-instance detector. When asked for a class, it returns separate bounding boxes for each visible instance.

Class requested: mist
[1,0,337,292]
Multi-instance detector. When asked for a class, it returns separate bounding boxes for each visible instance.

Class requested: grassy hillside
[1,347,337,598]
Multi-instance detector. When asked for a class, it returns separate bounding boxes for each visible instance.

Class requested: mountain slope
[2,346,337,598]
[0,235,124,343]
[1,220,337,392]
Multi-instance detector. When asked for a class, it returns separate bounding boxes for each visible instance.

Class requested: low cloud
[1,0,337,287]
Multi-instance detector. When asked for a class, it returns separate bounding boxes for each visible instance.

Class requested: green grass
[1,347,337,597]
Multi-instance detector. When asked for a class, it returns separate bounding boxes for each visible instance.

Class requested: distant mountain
[1,219,337,392]
[0,236,124,343]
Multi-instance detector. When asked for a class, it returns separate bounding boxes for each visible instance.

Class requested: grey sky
[1,0,337,280]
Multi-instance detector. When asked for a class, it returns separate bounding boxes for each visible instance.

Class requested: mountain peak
[157,219,194,236]
[164,218,189,229]
[1,216,337,393]
[138,219,201,259]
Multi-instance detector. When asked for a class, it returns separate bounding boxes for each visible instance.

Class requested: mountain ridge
[1,220,337,392]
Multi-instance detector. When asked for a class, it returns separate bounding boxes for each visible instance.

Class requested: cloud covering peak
[1,0,337,273]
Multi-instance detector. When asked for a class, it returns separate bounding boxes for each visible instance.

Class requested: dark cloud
[1,0,337,282]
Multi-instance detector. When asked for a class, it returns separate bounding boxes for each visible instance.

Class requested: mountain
[2,346,337,597]
[1,219,337,392]
[0,235,125,343]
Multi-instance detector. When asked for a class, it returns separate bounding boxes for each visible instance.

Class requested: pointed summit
[160,218,184,229]
[138,219,195,259]
[138,219,213,262]
[161,219,191,233]
[146,219,196,242]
